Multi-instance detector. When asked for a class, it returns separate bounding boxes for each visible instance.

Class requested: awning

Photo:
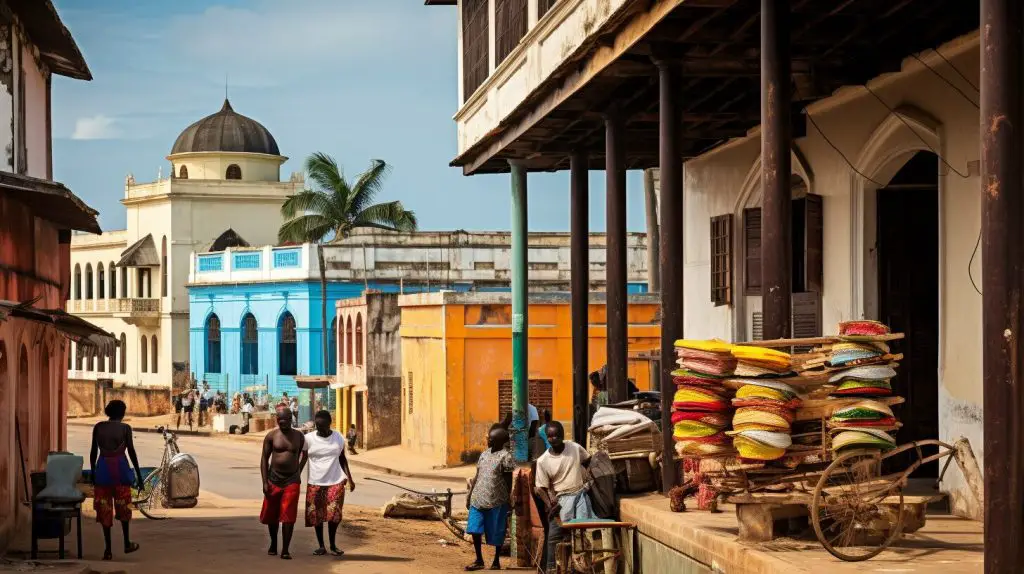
[0,171,100,233]
[0,299,117,351]
[117,234,160,267]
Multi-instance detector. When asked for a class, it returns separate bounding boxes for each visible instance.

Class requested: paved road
[67,426,466,508]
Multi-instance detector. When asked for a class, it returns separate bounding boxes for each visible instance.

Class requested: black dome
[171,99,280,156]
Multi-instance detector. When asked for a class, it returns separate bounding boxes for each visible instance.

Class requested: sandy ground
[7,501,476,574]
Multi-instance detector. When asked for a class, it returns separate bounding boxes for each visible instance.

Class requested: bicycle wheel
[134,468,171,520]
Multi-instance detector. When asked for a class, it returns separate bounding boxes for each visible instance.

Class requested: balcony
[67,298,161,326]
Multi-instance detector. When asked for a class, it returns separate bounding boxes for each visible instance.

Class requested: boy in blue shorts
[465,425,515,571]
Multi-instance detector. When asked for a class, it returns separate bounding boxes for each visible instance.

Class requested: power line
[930,49,979,92]
[802,108,886,188]
[909,53,978,109]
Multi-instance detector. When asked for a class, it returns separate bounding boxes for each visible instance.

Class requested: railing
[68,298,160,314]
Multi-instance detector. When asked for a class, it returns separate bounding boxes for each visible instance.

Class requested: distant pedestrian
[290,397,299,427]
[346,424,359,455]
[181,390,195,431]
[303,410,355,556]
[199,383,213,427]
[89,400,143,561]
[173,392,183,430]
[465,425,514,571]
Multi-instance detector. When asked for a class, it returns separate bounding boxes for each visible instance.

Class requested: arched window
[179,165,188,179]
[97,263,105,300]
[345,317,353,366]
[85,263,93,299]
[73,264,81,300]
[109,263,117,299]
[206,314,222,373]
[140,335,148,373]
[160,236,168,297]
[355,313,363,366]
[328,317,337,375]
[241,313,258,375]
[278,312,297,376]
[119,333,126,374]
[225,164,242,180]
[151,335,158,374]
[120,267,128,298]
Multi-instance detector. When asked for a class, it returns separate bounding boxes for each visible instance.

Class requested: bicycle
[132,426,200,519]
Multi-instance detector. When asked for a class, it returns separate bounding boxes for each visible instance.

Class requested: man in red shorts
[260,407,306,559]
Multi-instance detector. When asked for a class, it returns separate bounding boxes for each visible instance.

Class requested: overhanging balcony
[67,298,161,326]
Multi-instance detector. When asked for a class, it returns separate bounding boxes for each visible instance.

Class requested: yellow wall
[400,297,660,466]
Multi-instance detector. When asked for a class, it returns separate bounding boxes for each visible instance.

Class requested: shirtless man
[260,407,306,560]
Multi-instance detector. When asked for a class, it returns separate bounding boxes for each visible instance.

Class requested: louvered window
[743,193,823,295]
[710,214,733,306]
[495,0,528,65]
[462,0,489,100]
[744,208,762,295]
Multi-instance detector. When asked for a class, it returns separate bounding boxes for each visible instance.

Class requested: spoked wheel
[811,450,903,561]
[133,468,170,520]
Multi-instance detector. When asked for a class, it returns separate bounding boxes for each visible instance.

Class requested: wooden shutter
[498,379,554,416]
[538,0,559,18]
[495,0,528,65]
[710,214,733,306]
[791,291,822,353]
[743,208,762,295]
[462,0,490,100]
[802,194,824,293]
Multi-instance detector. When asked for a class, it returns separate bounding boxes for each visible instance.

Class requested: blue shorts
[467,504,510,547]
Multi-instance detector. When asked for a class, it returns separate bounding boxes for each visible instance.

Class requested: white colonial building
[67,99,303,389]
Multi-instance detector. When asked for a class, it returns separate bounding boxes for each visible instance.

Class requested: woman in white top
[302,410,356,556]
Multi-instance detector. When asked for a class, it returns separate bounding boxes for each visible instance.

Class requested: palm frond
[305,152,350,200]
[280,189,334,219]
[349,159,392,215]
[352,201,418,233]
[278,214,334,244]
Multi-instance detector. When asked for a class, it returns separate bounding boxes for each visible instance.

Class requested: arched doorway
[38,345,51,463]
[278,312,297,376]
[875,151,940,478]
[0,341,10,526]
[17,345,30,480]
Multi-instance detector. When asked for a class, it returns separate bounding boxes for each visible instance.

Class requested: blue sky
[51,0,648,233]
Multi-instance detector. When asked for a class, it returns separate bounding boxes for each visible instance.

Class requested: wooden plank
[794,396,905,422]
[727,492,813,505]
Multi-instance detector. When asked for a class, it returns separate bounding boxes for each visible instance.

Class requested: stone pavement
[5,495,473,574]
[620,494,983,574]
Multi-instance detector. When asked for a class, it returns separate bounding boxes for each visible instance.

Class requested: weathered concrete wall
[363,293,401,448]
[67,378,99,416]
[68,379,171,417]
[365,375,401,450]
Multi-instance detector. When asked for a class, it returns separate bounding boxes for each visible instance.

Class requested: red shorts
[94,485,132,528]
[260,482,300,525]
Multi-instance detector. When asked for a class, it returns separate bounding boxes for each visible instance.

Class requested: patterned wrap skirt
[305,481,346,526]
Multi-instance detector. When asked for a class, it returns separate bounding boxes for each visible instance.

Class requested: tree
[278,153,417,377]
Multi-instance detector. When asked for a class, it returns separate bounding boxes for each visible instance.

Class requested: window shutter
[791,291,822,353]
[803,194,824,293]
[495,0,528,66]
[744,208,762,295]
[710,214,733,306]
[538,0,558,18]
[751,311,764,341]
[462,0,490,101]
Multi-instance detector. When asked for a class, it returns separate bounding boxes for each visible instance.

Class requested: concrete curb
[344,458,470,487]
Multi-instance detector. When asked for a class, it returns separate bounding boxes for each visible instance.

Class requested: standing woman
[303,410,355,556]
[89,400,143,561]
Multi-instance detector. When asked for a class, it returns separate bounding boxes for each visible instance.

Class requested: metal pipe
[509,160,530,463]
[570,151,590,445]
[980,0,1024,569]
[760,0,792,340]
[657,58,683,493]
[605,111,628,404]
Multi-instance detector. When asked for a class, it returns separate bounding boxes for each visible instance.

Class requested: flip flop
[465,563,485,571]
[330,547,345,557]
[314,548,327,556]
[281,553,292,560]
[267,548,277,556]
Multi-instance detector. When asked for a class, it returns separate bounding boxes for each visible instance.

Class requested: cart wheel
[134,468,170,520]
[811,450,903,562]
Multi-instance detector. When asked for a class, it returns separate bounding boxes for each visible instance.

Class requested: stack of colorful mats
[828,400,897,429]
[731,345,793,377]
[829,365,897,397]
[671,340,735,456]
[831,428,897,452]
[725,365,800,461]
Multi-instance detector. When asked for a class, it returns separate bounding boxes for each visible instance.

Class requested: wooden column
[605,111,628,404]
[656,58,683,492]
[981,0,1024,570]
[760,0,792,340]
[570,151,590,445]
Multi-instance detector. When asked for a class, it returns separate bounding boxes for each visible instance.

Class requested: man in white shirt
[534,420,595,573]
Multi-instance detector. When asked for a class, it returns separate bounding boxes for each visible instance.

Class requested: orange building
[399,291,659,466]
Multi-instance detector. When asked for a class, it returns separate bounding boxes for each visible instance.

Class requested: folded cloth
[731,346,792,371]
[675,436,733,456]
[735,384,796,402]
[830,400,894,420]
[604,420,657,441]
[831,429,896,451]
[839,320,890,336]
[678,358,736,377]
[671,411,730,427]
[828,417,898,429]
[731,429,792,449]
[675,339,734,353]
[735,405,794,423]
[589,406,652,429]
[672,369,727,387]
[733,363,790,378]
[673,420,722,438]
[733,434,788,460]
[732,397,802,410]
[672,400,730,411]
[828,365,898,383]
[830,379,893,397]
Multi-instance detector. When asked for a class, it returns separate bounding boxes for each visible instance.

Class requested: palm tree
[278,152,417,378]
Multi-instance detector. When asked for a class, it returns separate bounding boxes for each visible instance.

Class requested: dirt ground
[6,502,476,574]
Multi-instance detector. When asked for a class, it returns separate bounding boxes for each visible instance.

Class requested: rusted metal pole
[656,58,683,493]
[570,151,590,445]
[980,0,1024,570]
[760,0,792,340]
[605,111,628,404]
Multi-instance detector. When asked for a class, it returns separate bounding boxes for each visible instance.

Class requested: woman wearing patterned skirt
[302,410,355,556]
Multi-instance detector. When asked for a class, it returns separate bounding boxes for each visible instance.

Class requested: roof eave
[13,0,92,81]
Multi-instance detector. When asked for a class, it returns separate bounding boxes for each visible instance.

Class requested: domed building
[66,100,303,395]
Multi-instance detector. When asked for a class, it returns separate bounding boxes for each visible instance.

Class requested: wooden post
[605,111,628,404]
[570,151,590,445]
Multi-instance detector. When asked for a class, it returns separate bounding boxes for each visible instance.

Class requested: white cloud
[71,115,120,140]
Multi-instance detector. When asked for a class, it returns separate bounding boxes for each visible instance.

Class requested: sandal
[314,548,327,556]
[281,552,292,560]
[465,562,485,571]
[102,550,112,561]
[124,542,140,555]
[330,547,345,557]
